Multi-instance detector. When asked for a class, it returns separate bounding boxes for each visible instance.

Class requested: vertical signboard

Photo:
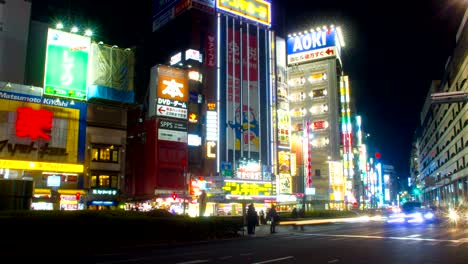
[44,29,90,100]
[149,65,188,119]
[226,28,259,152]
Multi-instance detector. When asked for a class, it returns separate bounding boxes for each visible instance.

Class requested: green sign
[44,29,90,100]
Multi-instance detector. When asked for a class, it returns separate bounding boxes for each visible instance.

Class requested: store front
[0,88,87,210]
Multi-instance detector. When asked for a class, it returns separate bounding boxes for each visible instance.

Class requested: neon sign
[222,179,274,197]
[216,0,271,26]
[16,107,53,140]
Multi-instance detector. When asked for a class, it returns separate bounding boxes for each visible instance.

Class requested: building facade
[286,26,345,210]
[416,9,468,207]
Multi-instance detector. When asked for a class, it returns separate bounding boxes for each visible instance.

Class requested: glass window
[111,176,118,188]
[99,175,110,187]
[90,145,119,163]
[100,149,111,161]
[91,175,97,187]
[112,151,119,162]
[91,148,99,161]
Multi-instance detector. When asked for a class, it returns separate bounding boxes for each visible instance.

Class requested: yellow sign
[207,102,216,111]
[0,159,83,173]
[222,180,274,197]
[188,113,198,123]
[217,0,271,26]
[206,141,216,158]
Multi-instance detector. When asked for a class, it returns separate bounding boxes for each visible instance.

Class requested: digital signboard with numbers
[44,28,90,100]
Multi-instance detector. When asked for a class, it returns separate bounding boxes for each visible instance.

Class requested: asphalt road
[13,222,468,263]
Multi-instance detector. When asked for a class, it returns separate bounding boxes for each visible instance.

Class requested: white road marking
[302,233,464,243]
[176,260,210,264]
[406,234,421,238]
[328,259,339,263]
[251,256,294,264]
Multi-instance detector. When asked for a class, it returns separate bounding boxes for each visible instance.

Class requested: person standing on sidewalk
[247,203,258,235]
[268,204,279,233]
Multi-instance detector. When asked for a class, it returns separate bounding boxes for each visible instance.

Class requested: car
[385,202,437,225]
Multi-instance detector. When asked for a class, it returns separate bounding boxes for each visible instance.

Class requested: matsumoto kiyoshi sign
[44,28,91,100]
[287,28,336,55]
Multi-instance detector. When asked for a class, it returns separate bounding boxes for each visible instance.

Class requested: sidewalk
[241,224,300,238]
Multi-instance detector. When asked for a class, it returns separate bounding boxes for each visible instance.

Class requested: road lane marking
[328,259,339,263]
[302,233,464,243]
[176,260,210,264]
[251,256,294,264]
[407,234,421,238]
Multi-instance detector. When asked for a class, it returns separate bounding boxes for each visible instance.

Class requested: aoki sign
[287,28,338,64]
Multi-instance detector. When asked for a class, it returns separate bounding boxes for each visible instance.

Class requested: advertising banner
[44,28,90,100]
[278,173,292,194]
[216,0,271,26]
[158,119,188,143]
[157,65,188,102]
[222,179,275,198]
[87,43,135,103]
[276,37,290,149]
[205,34,216,68]
[329,161,343,186]
[226,28,259,152]
[286,28,336,65]
[0,90,87,164]
[149,65,188,118]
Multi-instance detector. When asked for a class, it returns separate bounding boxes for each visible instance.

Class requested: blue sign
[287,29,336,55]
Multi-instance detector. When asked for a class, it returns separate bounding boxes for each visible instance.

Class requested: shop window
[91,145,119,163]
[90,174,119,188]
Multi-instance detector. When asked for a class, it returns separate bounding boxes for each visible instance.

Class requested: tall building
[415,8,468,207]
[286,25,345,209]
[0,0,31,83]
[127,0,277,215]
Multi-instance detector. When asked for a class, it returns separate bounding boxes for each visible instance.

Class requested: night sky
[31,0,467,177]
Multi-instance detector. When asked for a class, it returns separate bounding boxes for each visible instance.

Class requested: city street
[72,222,468,264]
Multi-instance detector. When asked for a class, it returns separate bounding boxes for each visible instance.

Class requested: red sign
[312,120,326,130]
[205,34,216,67]
[16,107,53,140]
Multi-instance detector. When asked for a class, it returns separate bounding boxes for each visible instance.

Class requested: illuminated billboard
[148,65,189,119]
[44,28,90,100]
[0,90,87,164]
[286,28,337,64]
[222,179,275,198]
[216,0,271,26]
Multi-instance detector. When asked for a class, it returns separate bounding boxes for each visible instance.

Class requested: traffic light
[172,192,177,201]
[414,188,420,195]
[75,192,81,201]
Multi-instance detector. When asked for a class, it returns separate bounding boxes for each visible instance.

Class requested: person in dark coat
[267,204,279,233]
[247,203,258,235]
